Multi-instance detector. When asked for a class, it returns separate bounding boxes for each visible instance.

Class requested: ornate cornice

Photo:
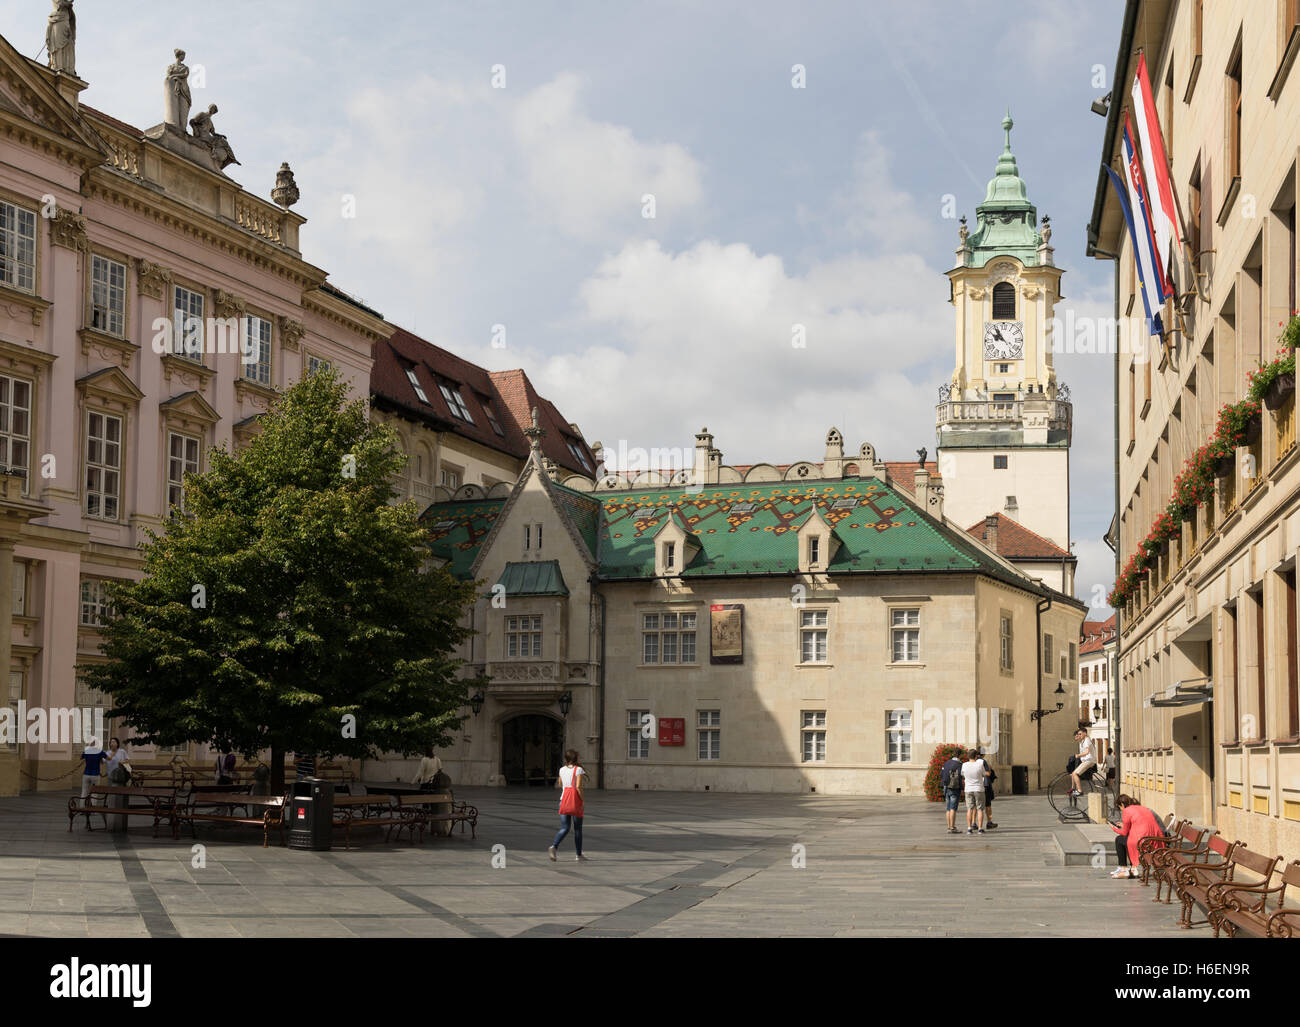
[135,258,173,300]
[0,286,52,327]
[160,354,215,391]
[277,315,306,352]
[78,328,139,369]
[233,377,279,410]
[50,208,88,251]
[213,289,247,319]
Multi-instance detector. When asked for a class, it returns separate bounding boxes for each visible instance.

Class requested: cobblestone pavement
[0,788,1191,938]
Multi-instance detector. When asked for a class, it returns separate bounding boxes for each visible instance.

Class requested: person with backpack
[105,738,131,786]
[548,749,588,862]
[979,747,998,829]
[941,749,965,833]
[960,747,990,834]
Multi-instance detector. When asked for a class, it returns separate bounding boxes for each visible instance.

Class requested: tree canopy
[82,367,481,791]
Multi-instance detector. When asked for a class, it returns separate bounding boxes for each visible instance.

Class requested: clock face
[984,321,1024,360]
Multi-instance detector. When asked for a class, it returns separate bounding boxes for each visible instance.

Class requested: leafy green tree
[82,367,480,793]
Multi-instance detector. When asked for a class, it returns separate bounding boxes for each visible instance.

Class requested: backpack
[944,760,962,791]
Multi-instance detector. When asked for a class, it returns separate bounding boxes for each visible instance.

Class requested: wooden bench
[391,793,478,842]
[179,792,287,847]
[1203,854,1294,937]
[1170,835,1241,928]
[1136,815,1187,885]
[1149,824,1215,903]
[67,786,179,837]
[332,794,395,849]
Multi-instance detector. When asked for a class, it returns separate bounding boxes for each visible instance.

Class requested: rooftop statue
[45,0,75,75]
[164,49,191,132]
[190,104,240,169]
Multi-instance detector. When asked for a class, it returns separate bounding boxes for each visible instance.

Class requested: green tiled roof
[420,499,505,579]
[496,560,569,596]
[422,477,1037,593]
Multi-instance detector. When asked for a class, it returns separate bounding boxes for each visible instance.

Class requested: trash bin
[107,791,128,833]
[1012,765,1029,795]
[288,778,333,850]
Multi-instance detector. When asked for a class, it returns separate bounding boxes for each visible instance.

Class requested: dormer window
[565,438,592,471]
[405,368,430,404]
[664,541,675,570]
[809,537,820,566]
[991,282,1016,320]
[438,382,474,422]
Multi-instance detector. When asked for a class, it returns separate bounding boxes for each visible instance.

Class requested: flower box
[1243,413,1262,445]
[1264,372,1295,410]
[1213,452,1235,478]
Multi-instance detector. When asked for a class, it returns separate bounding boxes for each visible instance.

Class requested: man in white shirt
[960,748,990,834]
[1070,728,1096,796]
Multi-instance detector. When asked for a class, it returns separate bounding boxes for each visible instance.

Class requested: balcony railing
[1275,393,1296,464]
[935,399,1072,431]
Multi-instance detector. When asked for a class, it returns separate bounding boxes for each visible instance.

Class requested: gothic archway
[500,713,565,786]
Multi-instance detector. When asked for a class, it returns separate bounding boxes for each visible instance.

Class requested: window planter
[1213,452,1235,478]
[1264,372,1295,410]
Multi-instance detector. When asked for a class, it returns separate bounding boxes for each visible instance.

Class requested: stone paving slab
[0,788,1191,938]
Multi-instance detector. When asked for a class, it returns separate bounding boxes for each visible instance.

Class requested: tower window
[991,282,1016,320]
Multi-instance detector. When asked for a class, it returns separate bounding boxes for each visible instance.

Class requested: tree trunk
[270,743,286,795]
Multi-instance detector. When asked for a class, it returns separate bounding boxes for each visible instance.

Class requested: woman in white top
[548,749,588,862]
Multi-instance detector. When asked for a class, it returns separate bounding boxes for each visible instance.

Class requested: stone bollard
[1086,791,1104,824]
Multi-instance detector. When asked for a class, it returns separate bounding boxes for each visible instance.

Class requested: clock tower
[937,114,1073,586]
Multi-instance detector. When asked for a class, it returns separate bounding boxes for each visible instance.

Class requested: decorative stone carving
[987,262,1019,285]
[957,215,968,245]
[164,49,191,132]
[277,315,305,351]
[213,289,246,319]
[1039,215,1052,245]
[45,0,75,75]
[1022,284,1043,299]
[271,163,300,209]
[49,208,87,251]
[189,104,239,169]
[967,286,985,299]
[135,258,172,300]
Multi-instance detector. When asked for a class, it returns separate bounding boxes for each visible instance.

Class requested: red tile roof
[371,329,595,478]
[1079,615,1117,655]
[965,513,1072,561]
[81,105,144,138]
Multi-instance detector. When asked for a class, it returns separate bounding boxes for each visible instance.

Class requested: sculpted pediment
[0,37,106,156]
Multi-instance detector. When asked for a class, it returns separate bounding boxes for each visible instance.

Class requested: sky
[8,0,1128,611]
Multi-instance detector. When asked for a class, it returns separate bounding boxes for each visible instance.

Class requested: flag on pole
[1105,141,1165,337]
[1131,52,1183,295]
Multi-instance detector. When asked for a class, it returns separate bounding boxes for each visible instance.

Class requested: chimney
[913,466,930,509]
[984,514,999,553]
[693,427,713,486]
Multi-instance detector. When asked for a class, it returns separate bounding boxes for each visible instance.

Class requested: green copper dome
[962,112,1044,268]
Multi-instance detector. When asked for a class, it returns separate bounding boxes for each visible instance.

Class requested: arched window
[991,282,1016,320]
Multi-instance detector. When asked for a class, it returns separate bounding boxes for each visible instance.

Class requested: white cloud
[839,130,938,245]
[512,73,704,239]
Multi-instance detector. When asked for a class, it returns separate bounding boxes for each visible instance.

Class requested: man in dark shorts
[942,749,965,833]
[979,747,998,828]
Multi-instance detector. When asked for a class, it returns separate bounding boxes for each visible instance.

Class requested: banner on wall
[710,604,743,664]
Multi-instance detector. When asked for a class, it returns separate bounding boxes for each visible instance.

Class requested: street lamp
[558,691,573,718]
[1092,700,1103,720]
[1030,682,1067,722]
[470,690,485,716]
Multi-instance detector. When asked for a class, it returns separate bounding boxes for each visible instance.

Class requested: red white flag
[1131,52,1183,297]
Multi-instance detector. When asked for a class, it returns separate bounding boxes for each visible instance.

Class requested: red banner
[658,717,685,745]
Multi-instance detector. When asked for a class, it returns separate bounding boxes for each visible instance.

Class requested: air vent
[431,520,456,530]
[831,498,859,510]
[632,508,658,519]
[729,502,756,514]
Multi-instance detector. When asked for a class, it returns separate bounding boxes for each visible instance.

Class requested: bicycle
[1047,764,1118,823]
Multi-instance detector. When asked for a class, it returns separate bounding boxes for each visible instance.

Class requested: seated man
[1069,728,1096,796]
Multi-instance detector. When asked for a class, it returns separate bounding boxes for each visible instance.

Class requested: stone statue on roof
[45,0,75,75]
[190,104,240,168]
[164,49,191,132]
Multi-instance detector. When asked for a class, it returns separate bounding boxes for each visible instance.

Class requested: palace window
[0,200,36,292]
[505,615,542,658]
[642,611,697,664]
[891,608,920,662]
[697,710,720,760]
[306,354,331,376]
[992,282,1016,320]
[886,708,912,763]
[800,609,828,663]
[1000,614,1013,670]
[438,382,474,422]
[91,255,126,336]
[242,316,272,386]
[0,374,32,480]
[801,710,826,762]
[627,709,650,760]
[172,285,205,361]
[167,432,200,512]
[79,579,111,627]
[84,411,122,520]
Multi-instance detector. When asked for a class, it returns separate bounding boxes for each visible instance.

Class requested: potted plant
[1246,320,1297,409]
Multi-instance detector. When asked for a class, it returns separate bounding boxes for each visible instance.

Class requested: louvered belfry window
[991,282,1016,320]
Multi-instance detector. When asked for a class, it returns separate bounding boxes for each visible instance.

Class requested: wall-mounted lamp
[1090,92,1112,117]
[470,690,485,716]
[558,691,573,718]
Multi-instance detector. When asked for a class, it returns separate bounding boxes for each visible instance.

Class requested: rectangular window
[505,615,542,658]
[565,438,592,471]
[642,611,697,664]
[0,200,36,292]
[800,609,828,663]
[306,354,330,376]
[1254,590,1267,740]
[75,676,113,750]
[79,578,111,626]
[1000,614,1013,670]
[1069,642,1078,679]
[809,536,820,565]
[627,709,650,760]
[172,285,205,362]
[891,608,920,662]
[438,382,474,422]
[90,255,126,336]
[0,374,32,480]
[242,315,272,386]
[1043,634,1054,677]
[12,561,25,617]
[1285,570,1298,739]
[167,432,200,512]
[886,708,912,763]
[697,710,720,760]
[440,468,460,489]
[482,399,506,437]
[664,541,675,570]
[1189,162,1203,274]
[85,411,122,520]
[404,367,429,404]
[801,710,826,762]
[2,670,22,751]
[1227,46,1242,182]
[993,455,1008,469]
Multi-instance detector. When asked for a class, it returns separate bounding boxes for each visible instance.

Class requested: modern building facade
[1089,0,1300,857]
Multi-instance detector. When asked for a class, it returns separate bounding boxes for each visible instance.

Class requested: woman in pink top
[1108,794,1166,879]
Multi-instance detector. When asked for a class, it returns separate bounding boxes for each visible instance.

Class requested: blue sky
[8,0,1127,608]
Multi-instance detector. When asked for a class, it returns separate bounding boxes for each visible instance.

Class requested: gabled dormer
[795,507,841,573]
[653,511,700,578]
